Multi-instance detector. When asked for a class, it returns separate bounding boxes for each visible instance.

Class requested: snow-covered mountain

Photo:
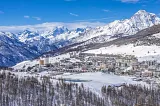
[17,27,86,52]
[18,30,40,42]
[71,10,160,43]
[15,10,160,48]
[1,10,160,67]
[0,32,40,66]
[0,26,86,66]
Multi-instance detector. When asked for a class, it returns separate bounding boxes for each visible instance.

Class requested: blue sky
[0,0,160,26]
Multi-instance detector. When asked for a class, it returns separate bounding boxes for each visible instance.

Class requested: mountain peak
[130,10,160,27]
[18,30,33,35]
[135,10,148,15]
[133,10,157,18]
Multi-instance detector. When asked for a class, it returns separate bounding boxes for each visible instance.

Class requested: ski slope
[84,44,160,62]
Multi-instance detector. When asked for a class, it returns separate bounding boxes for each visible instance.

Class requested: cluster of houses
[137,60,160,77]
[37,52,160,78]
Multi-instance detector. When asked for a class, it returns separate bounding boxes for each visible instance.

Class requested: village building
[39,57,50,66]
[153,63,160,77]
[142,70,153,77]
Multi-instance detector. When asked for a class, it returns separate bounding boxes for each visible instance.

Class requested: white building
[44,57,49,65]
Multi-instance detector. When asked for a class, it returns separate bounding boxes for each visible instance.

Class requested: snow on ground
[69,58,81,63]
[84,44,160,62]
[0,70,58,85]
[138,55,160,62]
[49,53,70,63]
[12,60,39,70]
[12,53,81,70]
[55,72,148,95]
[49,53,81,63]
[5,67,150,96]
[1,70,50,78]
[12,54,70,70]
[152,33,160,39]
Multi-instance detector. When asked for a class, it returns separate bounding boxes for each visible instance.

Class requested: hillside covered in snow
[84,25,160,62]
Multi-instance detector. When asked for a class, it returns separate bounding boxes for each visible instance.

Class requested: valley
[1,10,160,67]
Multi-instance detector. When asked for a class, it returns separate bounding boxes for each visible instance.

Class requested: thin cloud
[102,9,110,12]
[0,11,4,14]
[24,16,30,19]
[121,0,139,3]
[64,0,76,1]
[74,17,115,22]
[0,22,106,32]
[24,16,41,20]
[118,0,157,4]
[32,17,41,21]
[70,13,79,17]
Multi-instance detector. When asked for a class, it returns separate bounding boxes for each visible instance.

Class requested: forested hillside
[0,72,104,106]
[0,71,160,106]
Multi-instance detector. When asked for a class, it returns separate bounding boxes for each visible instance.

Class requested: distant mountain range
[1,10,160,66]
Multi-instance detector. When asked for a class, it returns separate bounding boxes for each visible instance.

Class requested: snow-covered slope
[85,44,160,57]
[84,44,160,62]
[13,53,70,70]
[152,33,160,38]
[84,25,160,62]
